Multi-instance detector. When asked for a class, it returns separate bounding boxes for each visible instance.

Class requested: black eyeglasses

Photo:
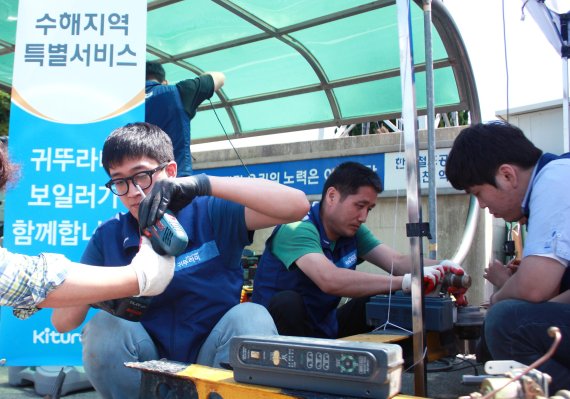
[105,162,168,196]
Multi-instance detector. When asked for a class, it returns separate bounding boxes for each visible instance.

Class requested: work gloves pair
[131,174,212,295]
[402,260,468,306]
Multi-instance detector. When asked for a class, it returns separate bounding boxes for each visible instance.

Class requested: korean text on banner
[0,0,146,366]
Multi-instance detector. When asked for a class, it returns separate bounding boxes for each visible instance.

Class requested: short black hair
[446,121,542,190]
[102,122,174,175]
[146,61,166,82]
[322,161,383,200]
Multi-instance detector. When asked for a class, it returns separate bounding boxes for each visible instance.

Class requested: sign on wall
[0,0,146,366]
[195,148,452,197]
[196,153,386,196]
[383,148,452,193]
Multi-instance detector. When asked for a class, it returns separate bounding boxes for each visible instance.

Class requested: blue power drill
[91,185,189,321]
[136,184,189,256]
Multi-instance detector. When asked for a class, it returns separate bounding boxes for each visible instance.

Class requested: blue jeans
[485,299,570,393]
[81,302,277,399]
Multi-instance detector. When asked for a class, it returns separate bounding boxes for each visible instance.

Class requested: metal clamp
[406,222,432,239]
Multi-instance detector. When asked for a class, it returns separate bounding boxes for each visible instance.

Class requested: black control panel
[230,335,403,398]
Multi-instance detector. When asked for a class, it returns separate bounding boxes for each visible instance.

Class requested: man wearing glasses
[51,122,310,399]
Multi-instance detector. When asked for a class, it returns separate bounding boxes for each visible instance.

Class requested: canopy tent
[523,0,570,151]
[0,0,479,141]
[0,2,481,396]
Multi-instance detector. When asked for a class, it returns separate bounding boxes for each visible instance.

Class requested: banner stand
[8,366,92,396]
[3,0,147,390]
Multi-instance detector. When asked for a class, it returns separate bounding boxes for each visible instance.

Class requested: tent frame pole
[396,0,427,396]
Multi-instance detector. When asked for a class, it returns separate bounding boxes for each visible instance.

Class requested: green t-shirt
[271,221,381,269]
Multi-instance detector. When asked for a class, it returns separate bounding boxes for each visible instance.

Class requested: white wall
[497,100,566,154]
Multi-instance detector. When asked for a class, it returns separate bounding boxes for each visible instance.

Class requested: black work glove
[138,174,211,230]
[92,297,152,322]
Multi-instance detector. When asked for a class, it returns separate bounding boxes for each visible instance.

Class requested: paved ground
[401,356,485,399]
[0,356,485,398]
[0,367,97,399]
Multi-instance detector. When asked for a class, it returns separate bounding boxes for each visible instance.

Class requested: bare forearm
[363,245,439,276]
[47,264,138,332]
[491,258,563,304]
[492,277,550,304]
[550,290,570,304]
[319,268,404,298]
[39,264,139,308]
[209,176,309,223]
[397,256,440,274]
[51,305,90,332]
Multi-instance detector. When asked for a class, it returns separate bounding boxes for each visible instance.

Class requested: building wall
[194,127,493,306]
[497,99,566,154]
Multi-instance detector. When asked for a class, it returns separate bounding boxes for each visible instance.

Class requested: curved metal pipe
[430,0,482,265]
[451,195,480,264]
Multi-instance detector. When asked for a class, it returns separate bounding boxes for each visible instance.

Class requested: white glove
[130,236,175,296]
[438,259,465,276]
[402,266,445,294]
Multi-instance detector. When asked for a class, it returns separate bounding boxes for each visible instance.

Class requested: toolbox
[366,292,455,332]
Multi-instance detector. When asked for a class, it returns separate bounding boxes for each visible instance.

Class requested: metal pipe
[424,0,437,260]
[396,0,427,395]
[430,0,482,266]
[561,11,570,152]
[451,194,479,265]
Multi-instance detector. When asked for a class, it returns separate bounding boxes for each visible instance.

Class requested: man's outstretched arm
[204,71,225,91]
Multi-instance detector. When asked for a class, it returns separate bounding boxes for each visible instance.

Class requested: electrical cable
[403,347,428,374]
[426,357,454,372]
[424,356,482,375]
[208,98,252,177]
[373,127,410,335]
[448,356,481,375]
[452,363,482,375]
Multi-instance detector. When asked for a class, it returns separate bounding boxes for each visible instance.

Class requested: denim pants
[81,302,277,399]
[484,299,570,393]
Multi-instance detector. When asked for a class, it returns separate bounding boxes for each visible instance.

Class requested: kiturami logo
[33,328,81,345]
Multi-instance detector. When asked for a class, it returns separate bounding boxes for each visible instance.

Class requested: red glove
[438,259,465,275]
[448,286,468,306]
[402,266,444,294]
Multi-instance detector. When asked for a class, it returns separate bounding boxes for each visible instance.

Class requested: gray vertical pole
[396,0,427,396]
[562,13,570,152]
[562,57,570,152]
[423,0,437,259]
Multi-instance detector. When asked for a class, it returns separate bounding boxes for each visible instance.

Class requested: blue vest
[145,81,192,176]
[523,152,570,292]
[252,202,359,338]
[83,197,244,362]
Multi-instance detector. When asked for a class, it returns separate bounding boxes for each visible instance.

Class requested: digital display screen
[238,344,373,377]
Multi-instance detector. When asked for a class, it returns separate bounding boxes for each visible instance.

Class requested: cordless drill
[136,185,189,257]
[92,185,189,321]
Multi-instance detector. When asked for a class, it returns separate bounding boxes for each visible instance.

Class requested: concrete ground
[401,356,485,399]
[0,367,97,399]
[0,357,485,398]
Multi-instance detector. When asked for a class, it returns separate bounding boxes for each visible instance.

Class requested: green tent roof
[0,0,479,142]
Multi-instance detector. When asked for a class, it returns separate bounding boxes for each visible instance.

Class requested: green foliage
[0,90,9,137]
[348,112,470,137]
[349,121,394,136]
[437,110,470,128]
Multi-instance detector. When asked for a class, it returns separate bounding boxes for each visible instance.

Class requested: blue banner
[196,153,386,196]
[0,0,146,366]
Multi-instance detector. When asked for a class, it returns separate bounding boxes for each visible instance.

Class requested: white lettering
[32,327,81,345]
[342,252,357,268]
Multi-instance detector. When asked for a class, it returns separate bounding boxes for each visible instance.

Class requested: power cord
[208,98,252,177]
